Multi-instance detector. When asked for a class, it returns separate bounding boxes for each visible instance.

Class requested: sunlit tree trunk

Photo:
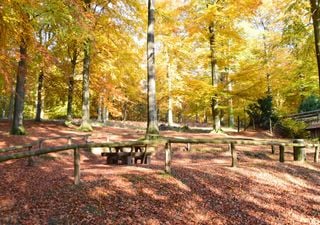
[79,0,92,131]
[146,0,159,137]
[165,47,173,127]
[35,70,44,122]
[102,104,109,124]
[80,41,92,131]
[310,0,320,89]
[167,73,173,126]
[11,41,27,135]
[209,22,220,132]
[227,73,234,127]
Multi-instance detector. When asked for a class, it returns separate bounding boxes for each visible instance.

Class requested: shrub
[246,95,277,129]
[299,95,320,112]
[180,125,190,132]
[275,118,309,139]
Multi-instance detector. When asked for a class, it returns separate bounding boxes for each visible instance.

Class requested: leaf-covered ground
[0,120,319,225]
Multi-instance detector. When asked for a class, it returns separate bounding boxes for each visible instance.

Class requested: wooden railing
[286,109,320,125]
[0,136,319,185]
[164,137,320,173]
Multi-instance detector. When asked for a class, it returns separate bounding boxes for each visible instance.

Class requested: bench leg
[126,156,133,165]
[106,156,118,164]
[144,156,151,165]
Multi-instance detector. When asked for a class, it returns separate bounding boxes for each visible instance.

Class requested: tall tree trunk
[166,48,173,127]
[35,70,44,121]
[227,74,234,127]
[8,84,15,120]
[98,96,102,122]
[122,103,127,121]
[146,0,159,137]
[102,104,109,124]
[310,0,320,89]
[209,22,220,132]
[11,42,27,135]
[67,50,77,121]
[80,41,92,131]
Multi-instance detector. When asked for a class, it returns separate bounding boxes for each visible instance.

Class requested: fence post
[165,142,172,174]
[67,137,72,145]
[27,146,34,166]
[39,140,43,150]
[231,142,237,167]
[279,145,285,163]
[74,147,80,185]
[228,143,232,152]
[271,145,275,154]
[186,143,191,151]
[315,143,319,163]
[293,139,305,162]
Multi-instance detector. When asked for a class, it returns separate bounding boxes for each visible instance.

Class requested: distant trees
[2,0,320,135]
[299,95,320,112]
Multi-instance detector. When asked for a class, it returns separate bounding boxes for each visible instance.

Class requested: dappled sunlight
[90,186,116,199]
[142,188,168,201]
[1,121,320,224]
[232,166,292,188]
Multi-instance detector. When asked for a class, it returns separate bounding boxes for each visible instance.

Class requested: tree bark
[35,70,44,122]
[146,0,159,137]
[8,84,15,120]
[227,74,234,127]
[122,103,127,121]
[102,100,109,123]
[166,49,173,127]
[209,22,220,132]
[67,49,77,121]
[310,0,320,89]
[98,96,102,122]
[11,42,27,135]
[80,41,92,131]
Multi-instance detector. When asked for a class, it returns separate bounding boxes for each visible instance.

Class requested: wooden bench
[101,145,151,165]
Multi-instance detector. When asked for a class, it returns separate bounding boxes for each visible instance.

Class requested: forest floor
[0,120,319,225]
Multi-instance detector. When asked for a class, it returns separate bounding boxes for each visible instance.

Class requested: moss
[146,126,159,134]
[64,120,72,127]
[158,171,172,179]
[145,133,161,140]
[79,122,93,132]
[11,126,26,135]
[210,128,224,134]
[180,125,190,132]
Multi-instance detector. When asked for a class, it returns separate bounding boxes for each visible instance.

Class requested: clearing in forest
[0,121,319,225]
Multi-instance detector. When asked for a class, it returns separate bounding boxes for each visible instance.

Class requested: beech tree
[146,0,159,137]
[310,0,320,89]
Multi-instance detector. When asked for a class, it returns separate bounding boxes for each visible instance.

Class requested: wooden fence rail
[0,136,319,184]
[0,134,91,154]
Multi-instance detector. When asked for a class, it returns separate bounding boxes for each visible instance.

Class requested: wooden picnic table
[101,144,151,165]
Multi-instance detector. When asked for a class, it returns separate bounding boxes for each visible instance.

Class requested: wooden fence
[0,136,319,185]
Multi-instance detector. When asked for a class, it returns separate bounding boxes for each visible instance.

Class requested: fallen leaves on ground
[0,121,319,225]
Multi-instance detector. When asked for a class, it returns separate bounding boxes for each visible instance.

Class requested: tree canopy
[0,0,319,132]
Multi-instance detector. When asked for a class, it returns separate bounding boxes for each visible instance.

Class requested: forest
[1,0,320,135]
[1,1,320,224]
